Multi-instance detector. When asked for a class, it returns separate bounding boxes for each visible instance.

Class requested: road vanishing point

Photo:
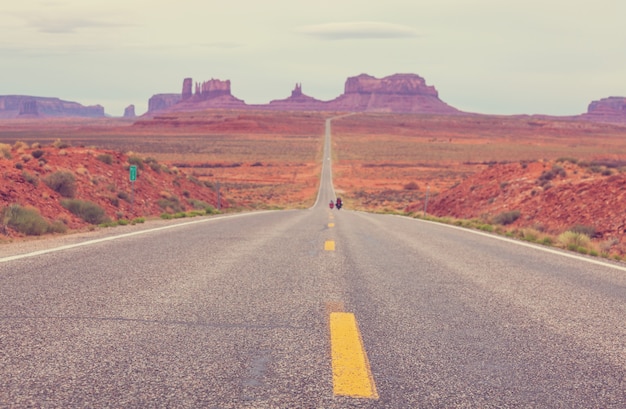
[1,117,626,407]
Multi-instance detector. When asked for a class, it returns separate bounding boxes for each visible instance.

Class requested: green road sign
[129,165,137,181]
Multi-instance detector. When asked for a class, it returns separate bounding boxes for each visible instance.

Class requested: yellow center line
[324,240,335,251]
[329,312,378,399]
[328,223,335,228]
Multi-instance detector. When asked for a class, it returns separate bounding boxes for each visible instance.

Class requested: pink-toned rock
[182,78,193,101]
[584,97,626,123]
[0,95,104,118]
[344,73,439,97]
[147,94,181,113]
[268,83,325,110]
[147,73,459,114]
[194,79,232,99]
[19,100,39,116]
[327,74,458,114]
[123,104,136,118]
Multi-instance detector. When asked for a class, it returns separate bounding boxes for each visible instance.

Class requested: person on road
[329,200,334,209]
[336,197,342,210]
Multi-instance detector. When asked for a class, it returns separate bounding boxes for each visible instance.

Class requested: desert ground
[2,109,626,254]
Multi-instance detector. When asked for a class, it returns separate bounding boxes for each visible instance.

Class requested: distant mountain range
[1,74,625,122]
[0,95,104,118]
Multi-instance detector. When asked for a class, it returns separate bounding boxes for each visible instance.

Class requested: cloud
[296,21,419,40]
[27,16,131,33]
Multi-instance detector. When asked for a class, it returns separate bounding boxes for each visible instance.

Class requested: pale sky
[1,0,625,117]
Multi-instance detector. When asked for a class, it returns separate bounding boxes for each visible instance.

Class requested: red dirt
[412,160,626,253]
[1,143,221,237]
[3,111,626,256]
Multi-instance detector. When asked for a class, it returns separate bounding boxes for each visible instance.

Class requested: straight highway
[1,117,625,407]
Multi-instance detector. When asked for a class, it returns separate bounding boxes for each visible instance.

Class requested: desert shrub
[96,154,113,165]
[43,171,76,198]
[492,210,520,225]
[61,199,110,224]
[518,228,540,242]
[568,224,596,238]
[117,191,131,202]
[187,175,203,186]
[31,149,45,159]
[157,196,183,213]
[537,165,566,186]
[22,171,38,186]
[2,204,50,235]
[52,139,71,149]
[188,198,210,209]
[14,162,23,170]
[13,141,28,152]
[558,231,591,249]
[0,143,11,159]
[128,156,144,170]
[403,181,420,190]
[251,162,263,167]
[131,217,145,225]
[205,205,219,214]
[556,157,578,164]
[48,220,68,233]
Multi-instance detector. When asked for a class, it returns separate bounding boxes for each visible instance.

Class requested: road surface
[1,117,625,407]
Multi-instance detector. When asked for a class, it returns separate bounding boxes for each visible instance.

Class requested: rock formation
[147,78,245,113]
[268,83,325,110]
[584,97,626,122]
[19,100,39,116]
[182,78,193,101]
[193,79,232,99]
[148,94,181,113]
[326,73,458,114]
[145,73,459,114]
[0,96,104,118]
[344,73,439,96]
[123,104,136,118]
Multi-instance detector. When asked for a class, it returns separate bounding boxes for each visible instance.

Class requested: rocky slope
[414,159,626,254]
[0,142,222,237]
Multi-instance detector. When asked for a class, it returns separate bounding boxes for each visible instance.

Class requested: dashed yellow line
[328,223,335,228]
[324,240,335,251]
[329,312,378,399]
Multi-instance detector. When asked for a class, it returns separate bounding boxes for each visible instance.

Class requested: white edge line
[394,214,626,273]
[0,211,275,263]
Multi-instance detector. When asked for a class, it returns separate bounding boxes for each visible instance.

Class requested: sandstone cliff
[325,73,457,114]
[123,105,136,118]
[147,94,181,113]
[0,96,105,118]
[146,73,459,115]
[267,83,326,110]
[584,97,626,123]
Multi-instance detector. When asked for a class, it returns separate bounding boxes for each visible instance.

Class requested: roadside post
[129,165,137,209]
[424,184,430,216]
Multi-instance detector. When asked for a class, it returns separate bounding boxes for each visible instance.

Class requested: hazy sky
[1,0,625,116]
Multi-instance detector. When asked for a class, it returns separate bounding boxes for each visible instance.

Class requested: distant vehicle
[336,198,342,210]
[329,200,334,209]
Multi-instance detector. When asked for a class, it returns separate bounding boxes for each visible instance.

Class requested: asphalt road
[1,118,625,407]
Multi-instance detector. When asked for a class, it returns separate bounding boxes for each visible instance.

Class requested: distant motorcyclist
[336,197,342,210]
[329,200,334,209]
